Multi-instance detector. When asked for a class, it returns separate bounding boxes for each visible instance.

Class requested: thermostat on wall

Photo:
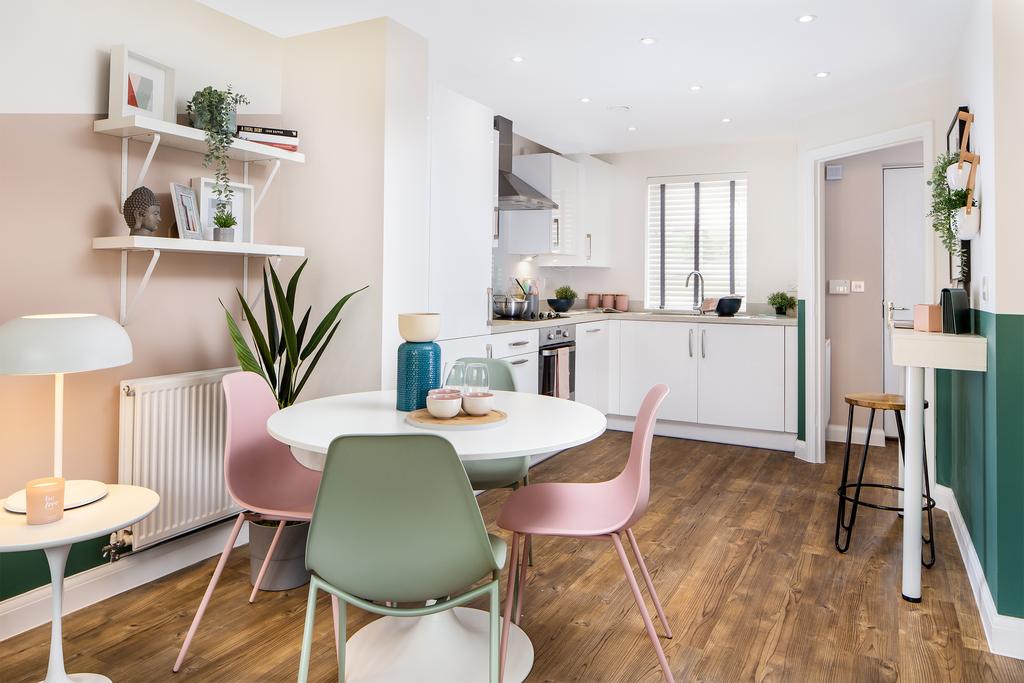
[825,164,843,181]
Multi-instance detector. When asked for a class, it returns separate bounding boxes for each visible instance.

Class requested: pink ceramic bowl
[461,391,494,416]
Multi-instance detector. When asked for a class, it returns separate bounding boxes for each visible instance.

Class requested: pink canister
[586,293,600,309]
[614,294,629,312]
[600,294,615,309]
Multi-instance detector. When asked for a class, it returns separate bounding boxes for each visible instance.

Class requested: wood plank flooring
[3,432,1022,682]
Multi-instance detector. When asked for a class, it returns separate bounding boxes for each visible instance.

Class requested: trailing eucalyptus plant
[221,259,368,407]
[186,85,251,221]
[927,151,972,281]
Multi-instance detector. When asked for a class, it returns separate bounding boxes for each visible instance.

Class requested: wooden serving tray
[405,409,508,431]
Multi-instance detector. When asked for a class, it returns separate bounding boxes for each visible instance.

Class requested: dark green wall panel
[798,299,805,441]
[0,537,107,600]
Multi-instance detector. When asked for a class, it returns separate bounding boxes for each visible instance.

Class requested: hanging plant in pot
[221,259,368,590]
[928,151,977,282]
[186,85,250,240]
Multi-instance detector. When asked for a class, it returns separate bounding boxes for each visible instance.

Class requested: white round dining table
[267,389,607,683]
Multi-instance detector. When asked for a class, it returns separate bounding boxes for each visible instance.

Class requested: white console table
[890,328,986,601]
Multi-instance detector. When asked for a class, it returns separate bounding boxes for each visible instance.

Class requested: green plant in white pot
[928,151,976,282]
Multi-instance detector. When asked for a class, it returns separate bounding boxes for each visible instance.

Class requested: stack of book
[236,125,299,152]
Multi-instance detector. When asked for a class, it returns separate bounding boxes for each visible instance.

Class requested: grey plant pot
[248,520,310,591]
[213,227,236,242]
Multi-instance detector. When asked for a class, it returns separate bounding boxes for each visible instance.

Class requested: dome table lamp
[0,314,132,513]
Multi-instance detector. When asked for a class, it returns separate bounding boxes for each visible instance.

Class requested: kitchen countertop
[489,309,797,331]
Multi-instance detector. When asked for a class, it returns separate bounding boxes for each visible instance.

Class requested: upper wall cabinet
[427,86,495,340]
[506,153,579,256]
[531,154,612,267]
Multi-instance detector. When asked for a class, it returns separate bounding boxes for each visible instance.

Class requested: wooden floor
[3,433,1022,682]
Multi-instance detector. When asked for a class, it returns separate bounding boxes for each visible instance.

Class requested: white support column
[902,365,925,602]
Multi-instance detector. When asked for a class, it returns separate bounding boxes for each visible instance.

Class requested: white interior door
[882,165,925,436]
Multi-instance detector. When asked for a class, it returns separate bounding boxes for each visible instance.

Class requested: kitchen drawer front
[490,329,539,359]
[506,351,539,394]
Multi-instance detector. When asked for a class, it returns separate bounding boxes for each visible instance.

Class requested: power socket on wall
[851,280,865,293]
[828,279,850,295]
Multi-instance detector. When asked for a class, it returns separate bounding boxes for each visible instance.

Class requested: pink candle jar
[26,477,65,525]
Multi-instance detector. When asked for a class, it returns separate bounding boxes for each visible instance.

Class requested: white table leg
[902,365,925,602]
[41,545,111,683]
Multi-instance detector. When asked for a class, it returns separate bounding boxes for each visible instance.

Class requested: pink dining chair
[173,371,324,673]
[497,384,674,683]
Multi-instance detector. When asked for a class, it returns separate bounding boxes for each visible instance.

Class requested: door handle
[587,233,592,259]
[701,329,706,358]
[508,340,529,347]
[510,358,529,366]
[688,329,694,357]
[553,218,560,247]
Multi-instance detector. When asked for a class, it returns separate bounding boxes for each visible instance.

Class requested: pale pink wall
[0,114,282,494]
[824,142,922,434]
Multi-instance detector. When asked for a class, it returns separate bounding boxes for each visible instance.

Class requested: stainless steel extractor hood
[494,115,558,211]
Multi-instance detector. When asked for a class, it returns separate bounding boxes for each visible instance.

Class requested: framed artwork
[190,177,255,243]
[945,105,972,287]
[109,45,175,121]
[170,183,202,240]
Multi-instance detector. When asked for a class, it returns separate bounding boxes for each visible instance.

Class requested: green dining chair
[297,434,506,683]
[454,357,531,491]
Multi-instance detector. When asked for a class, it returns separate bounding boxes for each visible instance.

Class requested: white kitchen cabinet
[507,351,539,394]
[437,335,492,372]
[427,86,494,340]
[506,153,578,256]
[618,321,699,423]
[535,154,612,267]
[575,320,611,413]
[697,324,785,431]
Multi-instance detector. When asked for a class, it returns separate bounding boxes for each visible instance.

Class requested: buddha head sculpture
[122,186,161,236]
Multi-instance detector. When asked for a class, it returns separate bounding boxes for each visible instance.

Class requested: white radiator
[118,367,242,550]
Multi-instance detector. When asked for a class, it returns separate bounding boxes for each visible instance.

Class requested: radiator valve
[103,529,133,563]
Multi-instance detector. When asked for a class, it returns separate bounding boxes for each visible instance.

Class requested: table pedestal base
[40,674,112,683]
[345,607,533,682]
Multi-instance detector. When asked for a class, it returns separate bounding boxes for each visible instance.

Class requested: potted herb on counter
[767,291,797,316]
[548,285,578,313]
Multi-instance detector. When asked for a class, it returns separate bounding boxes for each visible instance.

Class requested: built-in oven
[538,324,575,400]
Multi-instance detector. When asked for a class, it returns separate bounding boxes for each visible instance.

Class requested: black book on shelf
[236,125,298,137]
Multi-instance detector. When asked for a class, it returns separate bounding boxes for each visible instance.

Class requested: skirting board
[933,484,1024,660]
[606,415,796,453]
[0,517,248,641]
[826,423,887,448]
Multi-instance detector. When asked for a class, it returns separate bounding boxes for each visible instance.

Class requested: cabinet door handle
[508,340,529,347]
[486,343,493,359]
[510,358,529,366]
[553,218,560,247]
[587,233,592,259]
[688,329,694,357]
[701,329,706,358]
[585,328,601,333]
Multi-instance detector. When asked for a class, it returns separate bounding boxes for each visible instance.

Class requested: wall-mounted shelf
[93,236,305,325]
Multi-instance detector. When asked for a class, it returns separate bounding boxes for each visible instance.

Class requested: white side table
[0,484,159,683]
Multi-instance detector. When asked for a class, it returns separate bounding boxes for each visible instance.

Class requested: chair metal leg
[834,404,856,552]
[625,528,672,639]
[836,407,875,552]
[173,512,245,673]
[336,595,347,683]
[499,532,521,683]
[490,580,500,683]
[331,595,341,660]
[297,580,319,683]
[249,520,286,603]
[515,534,530,625]
[895,408,908,518]
[611,533,675,683]
[524,473,533,567]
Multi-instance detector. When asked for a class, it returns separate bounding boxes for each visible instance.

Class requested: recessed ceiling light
[689,84,703,92]
[815,71,831,78]
[511,55,524,63]
[639,37,656,45]
[721,117,732,123]
[797,14,816,23]
[580,97,591,103]
[627,126,638,132]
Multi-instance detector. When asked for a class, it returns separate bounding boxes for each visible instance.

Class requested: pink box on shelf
[913,304,943,332]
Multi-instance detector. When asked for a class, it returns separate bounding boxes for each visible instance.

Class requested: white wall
[541,141,799,307]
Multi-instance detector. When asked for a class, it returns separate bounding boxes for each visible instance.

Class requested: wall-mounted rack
[956,110,981,214]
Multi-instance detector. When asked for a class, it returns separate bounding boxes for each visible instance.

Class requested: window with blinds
[645,174,747,310]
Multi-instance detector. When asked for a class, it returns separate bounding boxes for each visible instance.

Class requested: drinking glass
[465,363,490,395]
[444,361,466,391]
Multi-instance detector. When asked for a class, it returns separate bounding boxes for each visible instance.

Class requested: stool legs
[894,411,936,568]
[835,406,876,553]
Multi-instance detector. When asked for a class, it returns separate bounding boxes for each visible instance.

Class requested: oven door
[539,342,575,400]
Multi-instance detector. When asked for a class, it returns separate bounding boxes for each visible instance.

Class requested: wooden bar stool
[834,392,936,567]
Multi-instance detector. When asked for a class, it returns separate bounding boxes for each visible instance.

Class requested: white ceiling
[198,0,967,154]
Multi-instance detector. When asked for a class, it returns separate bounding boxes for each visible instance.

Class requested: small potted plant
[928,150,976,281]
[187,85,250,240]
[548,285,578,313]
[767,291,797,316]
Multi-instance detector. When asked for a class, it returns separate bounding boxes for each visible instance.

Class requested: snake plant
[222,259,368,407]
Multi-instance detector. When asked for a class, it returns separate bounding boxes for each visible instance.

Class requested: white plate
[3,479,109,514]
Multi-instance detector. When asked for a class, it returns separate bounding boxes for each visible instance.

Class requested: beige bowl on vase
[398,313,441,342]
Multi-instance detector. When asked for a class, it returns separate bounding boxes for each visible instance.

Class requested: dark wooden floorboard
[2,432,1020,682]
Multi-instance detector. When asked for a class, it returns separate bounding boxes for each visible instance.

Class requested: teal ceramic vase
[395,313,442,411]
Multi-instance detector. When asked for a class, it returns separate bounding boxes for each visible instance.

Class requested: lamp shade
[0,314,132,375]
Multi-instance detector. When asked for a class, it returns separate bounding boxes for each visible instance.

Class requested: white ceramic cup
[426,393,462,419]
[398,313,441,342]
[461,391,494,416]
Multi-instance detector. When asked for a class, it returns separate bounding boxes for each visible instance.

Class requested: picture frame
[190,177,255,243]
[108,45,175,121]
[170,183,203,240]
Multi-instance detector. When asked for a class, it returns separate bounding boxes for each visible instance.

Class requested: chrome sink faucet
[686,270,705,314]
